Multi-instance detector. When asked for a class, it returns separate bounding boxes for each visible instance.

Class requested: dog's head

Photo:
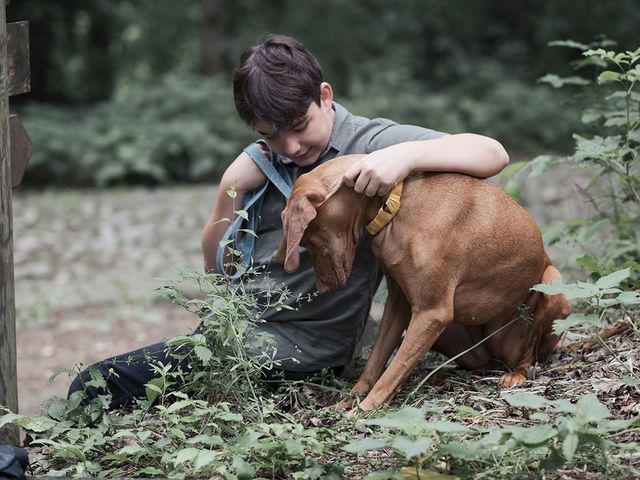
[275,178,361,294]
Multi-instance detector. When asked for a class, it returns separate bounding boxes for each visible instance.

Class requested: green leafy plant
[20,73,256,187]
[501,39,640,279]
[344,393,640,479]
[533,267,639,334]
[0,199,337,478]
[532,267,639,385]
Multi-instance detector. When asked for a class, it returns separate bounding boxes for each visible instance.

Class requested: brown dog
[276,154,571,411]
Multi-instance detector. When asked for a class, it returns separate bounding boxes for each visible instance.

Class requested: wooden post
[0,0,19,446]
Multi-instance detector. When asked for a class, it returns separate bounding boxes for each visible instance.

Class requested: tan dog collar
[365,181,404,236]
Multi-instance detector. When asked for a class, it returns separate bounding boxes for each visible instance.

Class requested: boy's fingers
[343,165,358,187]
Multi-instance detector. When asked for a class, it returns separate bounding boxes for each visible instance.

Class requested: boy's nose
[283,135,302,158]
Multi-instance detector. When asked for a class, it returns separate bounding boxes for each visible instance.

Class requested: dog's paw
[324,399,353,411]
[498,372,527,388]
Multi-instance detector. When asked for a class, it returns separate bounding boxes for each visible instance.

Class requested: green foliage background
[7,0,640,186]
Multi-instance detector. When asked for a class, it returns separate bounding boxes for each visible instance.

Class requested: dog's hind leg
[337,277,411,409]
[498,265,571,388]
[355,302,453,412]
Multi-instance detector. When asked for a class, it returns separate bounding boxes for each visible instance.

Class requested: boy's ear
[276,191,325,273]
[319,82,333,108]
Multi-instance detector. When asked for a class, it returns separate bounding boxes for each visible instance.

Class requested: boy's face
[254,82,335,167]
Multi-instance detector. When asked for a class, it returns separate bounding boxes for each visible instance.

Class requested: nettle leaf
[597,297,623,308]
[187,434,225,446]
[595,268,631,289]
[597,70,621,84]
[86,367,107,389]
[503,392,550,409]
[46,398,68,421]
[428,421,473,434]
[532,281,599,300]
[0,413,21,429]
[226,188,237,199]
[581,109,604,124]
[15,415,58,433]
[572,134,622,162]
[528,155,553,178]
[194,345,213,366]
[595,418,639,433]
[509,425,557,445]
[193,449,220,470]
[166,399,195,413]
[174,447,200,465]
[538,74,590,88]
[285,439,304,456]
[361,407,429,434]
[576,394,611,422]
[623,375,640,387]
[604,116,629,128]
[390,436,432,459]
[169,427,187,441]
[343,438,389,454]
[575,254,599,271]
[552,313,600,334]
[235,429,264,451]
[549,39,590,50]
[117,444,146,456]
[550,399,577,414]
[145,377,164,404]
[138,467,164,476]
[618,291,640,305]
[438,440,485,461]
[232,455,256,480]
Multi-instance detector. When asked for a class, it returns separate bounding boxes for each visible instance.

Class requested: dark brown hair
[233,34,323,133]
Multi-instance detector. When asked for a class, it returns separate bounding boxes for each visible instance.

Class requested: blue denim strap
[244,142,292,197]
[215,142,292,276]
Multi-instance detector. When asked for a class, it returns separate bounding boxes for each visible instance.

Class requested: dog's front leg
[355,304,453,412]
[337,277,411,409]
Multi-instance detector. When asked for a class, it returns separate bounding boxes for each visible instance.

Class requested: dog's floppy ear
[276,191,325,273]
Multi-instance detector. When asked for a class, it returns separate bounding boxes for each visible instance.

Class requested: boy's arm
[344,133,509,197]
[201,151,267,273]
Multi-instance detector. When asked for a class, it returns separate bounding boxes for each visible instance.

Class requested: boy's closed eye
[292,120,310,133]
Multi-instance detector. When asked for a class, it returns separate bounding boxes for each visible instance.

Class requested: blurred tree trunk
[200,0,227,75]
[84,8,116,101]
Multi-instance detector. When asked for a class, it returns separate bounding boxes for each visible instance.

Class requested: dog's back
[376,172,548,327]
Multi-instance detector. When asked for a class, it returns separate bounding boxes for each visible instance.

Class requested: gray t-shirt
[245,102,445,371]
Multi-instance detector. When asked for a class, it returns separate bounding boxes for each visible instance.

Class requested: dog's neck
[305,154,391,234]
[328,184,386,234]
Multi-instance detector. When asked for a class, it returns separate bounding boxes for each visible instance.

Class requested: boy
[69,34,508,407]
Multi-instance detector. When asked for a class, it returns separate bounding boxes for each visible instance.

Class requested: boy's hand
[343,149,413,197]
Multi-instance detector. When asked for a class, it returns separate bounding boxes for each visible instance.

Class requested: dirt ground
[11,163,594,415]
[13,186,211,414]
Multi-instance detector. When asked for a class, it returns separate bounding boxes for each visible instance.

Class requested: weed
[501,39,640,280]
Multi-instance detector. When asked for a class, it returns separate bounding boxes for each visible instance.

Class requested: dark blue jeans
[67,325,337,409]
